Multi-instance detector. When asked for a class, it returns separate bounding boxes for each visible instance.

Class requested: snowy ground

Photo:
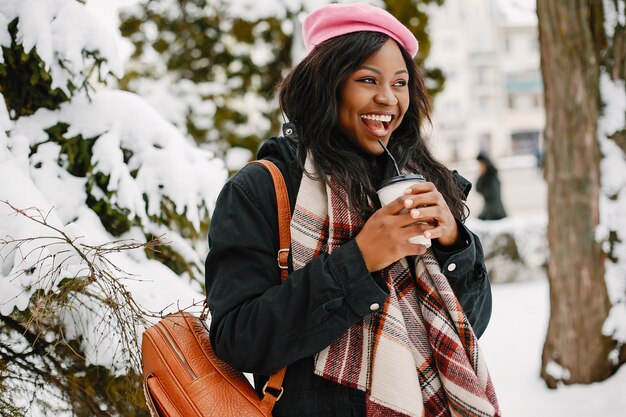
[481,279,626,416]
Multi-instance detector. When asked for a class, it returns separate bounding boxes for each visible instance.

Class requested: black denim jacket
[205,130,492,417]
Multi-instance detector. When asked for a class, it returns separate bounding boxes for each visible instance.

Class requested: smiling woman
[204,2,500,416]
[338,39,410,155]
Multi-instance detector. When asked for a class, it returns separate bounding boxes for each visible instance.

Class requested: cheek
[399,95,410,119]
[399,94,410,114]
[395,97,410,125]
[338,107,350,131]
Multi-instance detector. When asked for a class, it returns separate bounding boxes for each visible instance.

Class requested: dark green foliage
[119,0,293,152]
[0,19,69,118]
[145,239,191,276]
[0,370,26,417]
[66,367,150,417]
[34,123,136,237]
[0,1,214,414]
[86,188,134,236]
[0,313,149,417]
[43,123,95,176]
[143,196,209,277]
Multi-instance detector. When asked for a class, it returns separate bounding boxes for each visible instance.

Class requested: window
[511,131,540,155]
[475,67,487,86]
[477,96,490,111]
[449,136,461,162]
[479,133,492,154]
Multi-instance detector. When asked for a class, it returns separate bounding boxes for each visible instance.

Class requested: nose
[374,86,398,106]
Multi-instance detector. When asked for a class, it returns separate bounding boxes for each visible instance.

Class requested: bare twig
[0,200,164,372]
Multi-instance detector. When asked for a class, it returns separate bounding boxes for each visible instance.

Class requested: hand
[355,195,435,272]
[402,181,459,246]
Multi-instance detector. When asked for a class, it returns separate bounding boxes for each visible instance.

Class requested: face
[338,39,410,156]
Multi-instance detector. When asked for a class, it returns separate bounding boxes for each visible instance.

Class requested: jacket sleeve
[205,165,389,376]
[431,220,492,338]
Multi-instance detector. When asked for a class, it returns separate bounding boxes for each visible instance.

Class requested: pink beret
[302,2,419,58]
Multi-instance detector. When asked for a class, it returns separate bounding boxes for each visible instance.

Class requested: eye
[358,77,376,84]
[393,79,407,87]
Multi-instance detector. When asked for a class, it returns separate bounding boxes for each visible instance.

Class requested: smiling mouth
[361,113,393,135]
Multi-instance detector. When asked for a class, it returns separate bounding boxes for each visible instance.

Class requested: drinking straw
[378,140,401,176]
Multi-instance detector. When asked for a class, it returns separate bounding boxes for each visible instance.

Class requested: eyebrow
[359,65,408,75]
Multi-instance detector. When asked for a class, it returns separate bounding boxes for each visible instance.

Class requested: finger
[400,223,433,241]
[408,206,451,224]
[380,194,414,215]
[403,181,436,196]
[402,191,441,209]
[398,232,430,254]
[418,225,448,240]
[397,209,436,227]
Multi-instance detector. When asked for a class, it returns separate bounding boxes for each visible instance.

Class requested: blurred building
[426,0,544,163]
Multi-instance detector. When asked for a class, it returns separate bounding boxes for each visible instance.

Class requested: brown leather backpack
[141,160,290,416]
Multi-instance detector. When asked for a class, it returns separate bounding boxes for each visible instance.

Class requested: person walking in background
[205,3,500,416]
[476,152,507,220]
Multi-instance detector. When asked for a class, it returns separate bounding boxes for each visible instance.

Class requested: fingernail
[404,198,413,208]
[404,188,412,194]
[424,232,431,238]
[410,209,420,218]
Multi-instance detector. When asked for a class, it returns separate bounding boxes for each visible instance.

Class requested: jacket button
[369,303,380,311]
[447,263,457,272]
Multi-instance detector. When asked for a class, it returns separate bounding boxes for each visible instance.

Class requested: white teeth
[361,114,392,122]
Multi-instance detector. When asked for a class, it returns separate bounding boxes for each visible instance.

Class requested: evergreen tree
[119,0,294,159]
[0,1,225,414]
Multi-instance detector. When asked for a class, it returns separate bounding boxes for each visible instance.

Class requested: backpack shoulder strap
[249,159,291,407]
[250,159,291,283]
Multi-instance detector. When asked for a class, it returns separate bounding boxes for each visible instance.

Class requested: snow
[15,90,227,230]
[129,77,221,141]
[468,216,547,284]
[225,146,254,171]
[84,0,137,62]
[482,280,626,417]
[545,361,571,381]
[0,161,65,315]
[598,71,626,343]
[0,126,215,368]
[0,87,227,368]
[603,0,626,37]
[5,0,123,94]
[1,0,227,376]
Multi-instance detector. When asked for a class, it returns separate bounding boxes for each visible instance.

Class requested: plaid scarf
[290,155,500,417]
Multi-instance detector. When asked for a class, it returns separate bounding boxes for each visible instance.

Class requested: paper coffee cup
[377,174,431,247]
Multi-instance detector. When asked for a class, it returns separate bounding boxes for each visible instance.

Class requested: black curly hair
[279,31,466,220]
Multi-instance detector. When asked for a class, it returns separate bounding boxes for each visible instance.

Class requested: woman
[476,151,507,220]
[205,3,499,416]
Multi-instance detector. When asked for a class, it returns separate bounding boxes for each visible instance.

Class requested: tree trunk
[537,1,614,387]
